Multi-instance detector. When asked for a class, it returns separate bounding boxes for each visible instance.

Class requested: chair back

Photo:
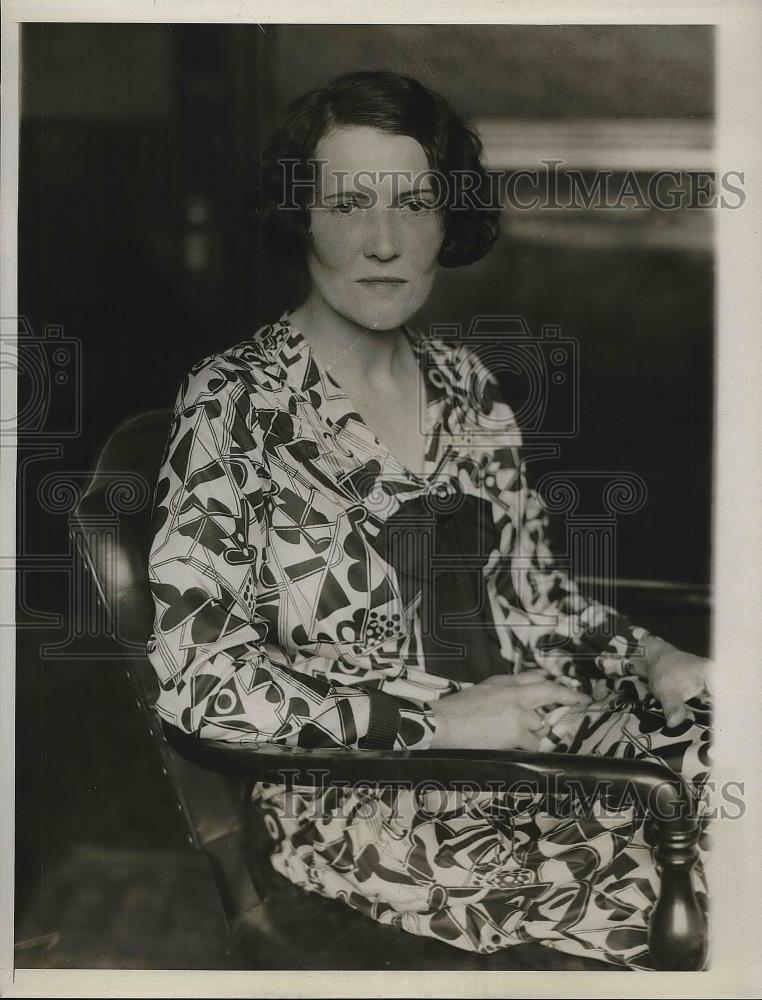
[70,408,266,935]
[72,408,171,702]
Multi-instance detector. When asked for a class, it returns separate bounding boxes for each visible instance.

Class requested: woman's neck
[289,290,410,389]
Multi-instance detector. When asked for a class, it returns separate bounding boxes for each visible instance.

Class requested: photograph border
[2,1,761,996]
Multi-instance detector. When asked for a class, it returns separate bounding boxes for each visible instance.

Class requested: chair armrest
[164,723,707,970]
[164,720,683,798]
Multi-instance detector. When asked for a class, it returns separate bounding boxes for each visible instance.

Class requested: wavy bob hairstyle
[249,71,501,269]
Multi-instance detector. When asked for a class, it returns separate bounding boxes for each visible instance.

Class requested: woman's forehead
[314,126,432,192]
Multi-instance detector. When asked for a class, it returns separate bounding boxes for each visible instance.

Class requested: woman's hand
[429,673,591,751]
[640,637,713,728]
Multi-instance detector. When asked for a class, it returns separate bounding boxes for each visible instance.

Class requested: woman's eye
[401,199,433,213]
[331,198,370,215]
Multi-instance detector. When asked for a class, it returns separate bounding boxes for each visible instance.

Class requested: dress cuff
[358,690,438,751]
[359,690,402,749]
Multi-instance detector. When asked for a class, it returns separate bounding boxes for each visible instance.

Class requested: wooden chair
[69,409,708,971]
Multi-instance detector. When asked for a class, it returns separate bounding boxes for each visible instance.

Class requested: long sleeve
[146,365,437,750]
[469,353,651,692]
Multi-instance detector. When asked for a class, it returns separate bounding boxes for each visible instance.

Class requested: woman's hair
[249,70,500,269]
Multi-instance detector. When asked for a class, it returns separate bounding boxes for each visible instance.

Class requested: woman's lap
[253,673,711,967]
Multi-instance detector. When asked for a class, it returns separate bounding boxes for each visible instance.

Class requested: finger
[704,663,714,698]
[514,728,542,752]
[528,711,550,736]
[510,671,549,686]
[482,673,522,685]
[522,681,591,709]
[663,700,688,728]
[486,672,543,690]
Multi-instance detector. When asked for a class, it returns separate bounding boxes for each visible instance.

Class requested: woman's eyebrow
[322,189,356,201]
[321,187,371,202]
[396,185,437,199]
[319,184,438,203]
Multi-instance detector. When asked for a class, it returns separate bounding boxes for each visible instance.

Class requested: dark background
[15,23,714,966]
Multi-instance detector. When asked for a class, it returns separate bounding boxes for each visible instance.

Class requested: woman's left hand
[643,638,713,727]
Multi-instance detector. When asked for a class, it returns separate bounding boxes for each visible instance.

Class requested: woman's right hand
[428,673,591,751]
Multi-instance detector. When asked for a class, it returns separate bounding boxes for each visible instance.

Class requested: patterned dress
[146,311,710,968]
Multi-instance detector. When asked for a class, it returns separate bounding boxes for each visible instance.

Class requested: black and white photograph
[2,3,761,996]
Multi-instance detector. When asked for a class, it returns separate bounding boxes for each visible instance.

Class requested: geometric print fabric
[147,311,710,966]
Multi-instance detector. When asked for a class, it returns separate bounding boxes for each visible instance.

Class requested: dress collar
[273,309,452,487]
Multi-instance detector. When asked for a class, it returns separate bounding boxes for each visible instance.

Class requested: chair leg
[202,828,269,926]
[647,809,707,969]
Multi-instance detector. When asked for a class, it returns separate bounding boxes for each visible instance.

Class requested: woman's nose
[363,207,401,261]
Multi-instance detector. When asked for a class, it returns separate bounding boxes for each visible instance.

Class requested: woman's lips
[356,278,409,289]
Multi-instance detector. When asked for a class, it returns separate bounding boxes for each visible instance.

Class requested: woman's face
[304,125,446,331]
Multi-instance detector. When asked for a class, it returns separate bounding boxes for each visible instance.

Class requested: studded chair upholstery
[69,409,708,971]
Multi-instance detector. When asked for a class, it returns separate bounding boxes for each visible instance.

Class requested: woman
[147,71,711,967]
